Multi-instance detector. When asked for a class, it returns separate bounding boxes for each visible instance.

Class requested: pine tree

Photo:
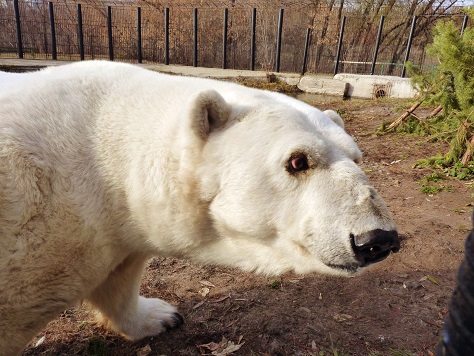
[404,7,474,175]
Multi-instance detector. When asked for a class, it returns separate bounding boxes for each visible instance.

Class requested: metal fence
[0,0,470,76]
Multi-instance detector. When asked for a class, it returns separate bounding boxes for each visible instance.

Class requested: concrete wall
[0,59,418,99]
[333,73,418,99]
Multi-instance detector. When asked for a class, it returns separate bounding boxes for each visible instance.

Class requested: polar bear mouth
[325,230,399,274]
[350,230,399,266]
[326,262,362,274]
[326,250,392,274]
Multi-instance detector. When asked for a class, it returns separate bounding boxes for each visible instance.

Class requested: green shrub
[397,7,474,171]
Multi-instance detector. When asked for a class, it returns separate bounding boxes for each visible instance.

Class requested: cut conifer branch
[386,100,424,131]
[429,105,443,117]
[460,109,474,166]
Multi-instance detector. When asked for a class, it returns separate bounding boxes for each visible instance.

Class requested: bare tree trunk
[352,0,373,48]
[337,0,344,22]
[386,0,418,75]
[315,0,337,69]
[373,0,386,17]
[307,0,320,28]
[382,0,397,15]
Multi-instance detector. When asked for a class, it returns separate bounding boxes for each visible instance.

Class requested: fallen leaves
[193,300,206,309]
[136,344,152,356]
[426,275,440,286]
[198,280,216,297]
[200,280,216,288]
[420,275,440,286]
[193,294,231,309]
[199,287,210,297]
[193,281,243,355]
[333,313,353,322]
[212,295,230,303]
[198,336,244,356]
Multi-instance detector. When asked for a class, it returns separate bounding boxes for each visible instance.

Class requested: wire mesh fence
[0,0,469,75]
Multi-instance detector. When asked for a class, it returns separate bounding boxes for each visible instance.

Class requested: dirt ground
[22,97,472,356]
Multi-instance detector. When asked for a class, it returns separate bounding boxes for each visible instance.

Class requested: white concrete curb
[0,59,418,99]
[334,73,418,99]
[297,76,349,97]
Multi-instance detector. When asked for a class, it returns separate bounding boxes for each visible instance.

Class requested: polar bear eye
[287,153,309,174]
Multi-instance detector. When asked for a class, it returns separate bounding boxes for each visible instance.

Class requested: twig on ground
[387,100,424,131]
[429,105,443,118]
[460,109,474,165]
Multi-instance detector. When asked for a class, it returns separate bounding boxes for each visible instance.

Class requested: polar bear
[0,61,399,354]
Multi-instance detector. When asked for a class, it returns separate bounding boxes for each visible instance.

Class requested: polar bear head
[176,89,399,277]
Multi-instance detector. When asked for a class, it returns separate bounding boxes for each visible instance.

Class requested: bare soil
[22,98,472,356]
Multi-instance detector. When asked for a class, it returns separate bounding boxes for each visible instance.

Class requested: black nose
[351,229,400,266]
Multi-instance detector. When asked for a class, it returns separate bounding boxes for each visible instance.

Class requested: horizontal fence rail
[0,0,470,76]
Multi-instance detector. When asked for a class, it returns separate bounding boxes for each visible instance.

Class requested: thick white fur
[0,61,396,353]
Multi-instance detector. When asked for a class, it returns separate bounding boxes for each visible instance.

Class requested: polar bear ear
[186,90,230,139]
[324,109,344,129]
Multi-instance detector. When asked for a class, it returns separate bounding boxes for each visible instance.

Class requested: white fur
[0,61,396,354]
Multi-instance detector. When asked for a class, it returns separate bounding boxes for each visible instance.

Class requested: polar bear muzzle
[351,229,400,266]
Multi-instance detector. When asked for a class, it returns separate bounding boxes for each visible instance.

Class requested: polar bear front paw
[118,296,183,341]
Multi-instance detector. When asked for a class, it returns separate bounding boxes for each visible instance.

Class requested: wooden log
[386,100,423,131]
[461,135,474,166]
[461,110,474,165]
[430,105,443,117]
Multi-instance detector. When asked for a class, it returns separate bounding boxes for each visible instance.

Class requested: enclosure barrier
[77,3,84,60]
[370,16,385,76]
[250,7,255,71]
[2,0,470,76]
[401,16,416,78]
[333,15,345,76]
[222,8,228,69]
[12,0,23,59]
[137,6,141,63]
[164,7,169,65]
[107,5,113,61]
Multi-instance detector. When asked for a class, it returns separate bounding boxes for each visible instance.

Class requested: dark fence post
[250,8,256,71]
[137,7,142,63]
[193,8,198,67]
[48,2,57,60]
[275,8,284,72]
[164,8,169,65]
[222,8,228,69]
[401,16,416,78]
[301,28,311,75]
[13,0,23,59]
[370,16,384,75]
[107,6,114,61]
[334,15,346,76]
[77,3,84,60]
[460,15,469,36]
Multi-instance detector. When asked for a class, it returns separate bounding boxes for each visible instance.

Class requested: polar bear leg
[86,253,183,341]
